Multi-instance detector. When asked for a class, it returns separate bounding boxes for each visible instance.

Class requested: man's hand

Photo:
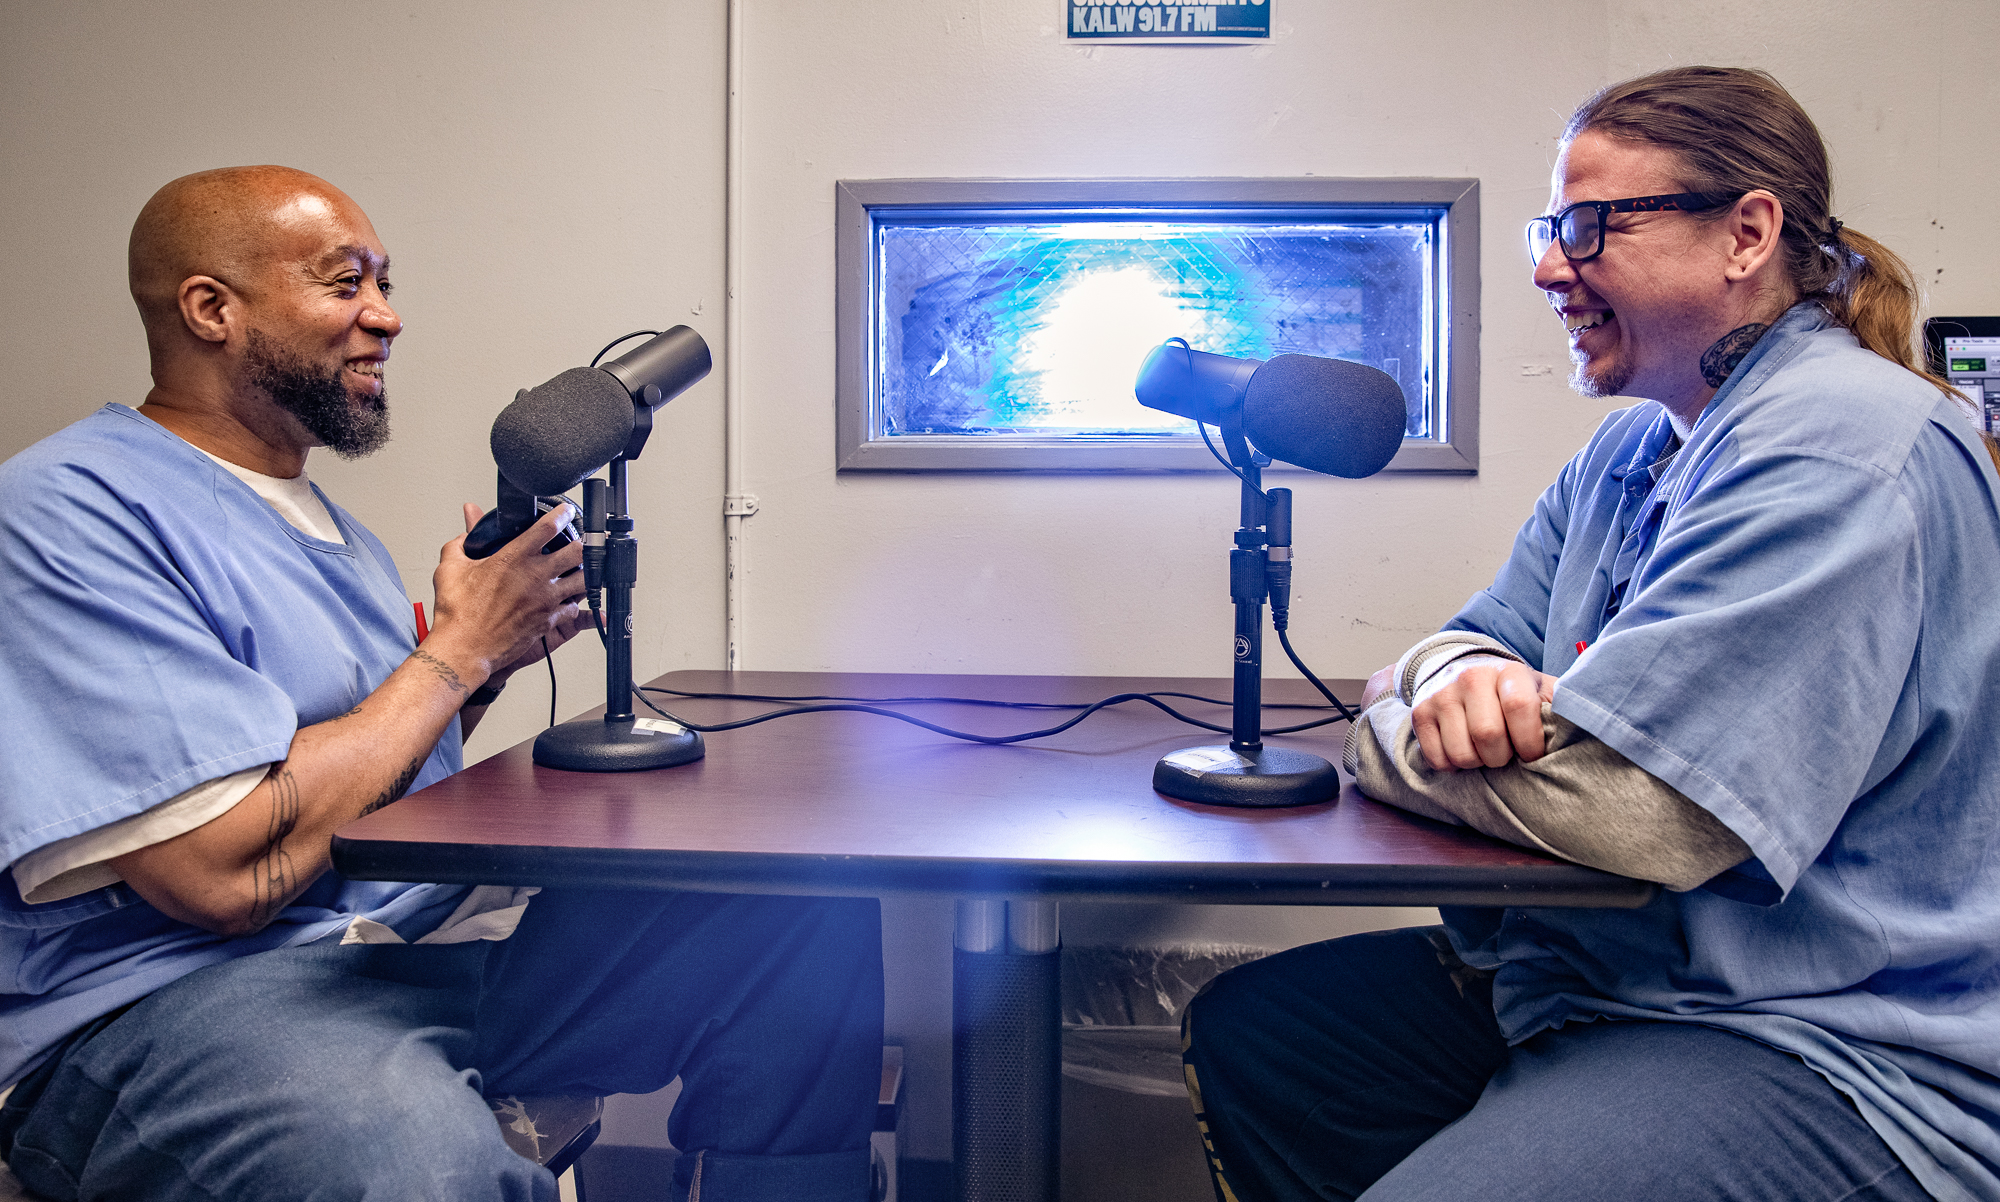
[449,503,589,697]
[425,502,586,692]
[483,604,591,686]
[1411,657,1559,771]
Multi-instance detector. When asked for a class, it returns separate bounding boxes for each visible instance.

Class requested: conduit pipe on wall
[722,0,751,670]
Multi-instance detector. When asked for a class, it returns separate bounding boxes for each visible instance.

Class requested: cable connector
[580,478,609,594]
[1268,556,1294,631]
[1266,487,1294,631]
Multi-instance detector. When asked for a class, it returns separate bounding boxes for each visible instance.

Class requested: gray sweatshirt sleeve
[1342,633,1750,892]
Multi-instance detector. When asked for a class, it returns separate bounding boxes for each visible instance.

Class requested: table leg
[953,899,1060,1202]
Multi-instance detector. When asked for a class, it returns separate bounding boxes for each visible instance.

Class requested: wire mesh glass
[875,219,1438,441]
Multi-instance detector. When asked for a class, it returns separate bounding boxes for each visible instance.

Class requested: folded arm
[1346,632,1750,891]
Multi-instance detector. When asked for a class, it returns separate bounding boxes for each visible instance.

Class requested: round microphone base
[533,715,705,773]
[1153,744,1339,808]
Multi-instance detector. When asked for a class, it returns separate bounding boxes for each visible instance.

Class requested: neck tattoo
[1699,323,1770,389]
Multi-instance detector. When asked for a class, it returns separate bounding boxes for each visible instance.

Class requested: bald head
[126,166,401,475]
[129,166,367,345]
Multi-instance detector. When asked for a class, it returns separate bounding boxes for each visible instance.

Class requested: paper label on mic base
[632,718,687,737]
[1163,747,1253,777]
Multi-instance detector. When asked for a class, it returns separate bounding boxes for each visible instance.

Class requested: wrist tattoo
[1700,323,1769,388]
[410,648,470,698]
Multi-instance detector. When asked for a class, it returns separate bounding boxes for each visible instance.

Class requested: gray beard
[1568,347,1631,400]
[245,329,390,459]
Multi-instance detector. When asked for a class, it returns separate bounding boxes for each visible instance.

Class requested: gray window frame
[835,177,1480,474]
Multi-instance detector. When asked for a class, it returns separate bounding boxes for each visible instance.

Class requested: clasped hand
[1362,657,1558,773]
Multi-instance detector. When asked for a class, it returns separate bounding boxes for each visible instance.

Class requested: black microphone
[492,325,713,495]
[489,368,636,498]
[465,326,712,558]
[1243,354,1406,479]
[1134,343,1407,478]
[1133,343,1261,427]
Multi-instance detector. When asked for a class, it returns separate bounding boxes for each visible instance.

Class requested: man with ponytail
[1184,68,2000,1201]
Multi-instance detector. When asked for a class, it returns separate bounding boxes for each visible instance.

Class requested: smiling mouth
[1565,309,1614,334]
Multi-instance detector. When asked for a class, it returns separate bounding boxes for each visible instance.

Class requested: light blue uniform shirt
[0,405,469,1088]
[1441,305,2000,1200]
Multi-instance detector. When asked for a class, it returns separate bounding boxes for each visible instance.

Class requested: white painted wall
[734,0,1999,684]
[6,0,1997,1176]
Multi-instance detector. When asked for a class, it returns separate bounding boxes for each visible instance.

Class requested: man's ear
[1723,190,1786,283]
[176,275,237,345]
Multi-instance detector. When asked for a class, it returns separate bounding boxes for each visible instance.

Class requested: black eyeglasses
[1526,192,1739,263]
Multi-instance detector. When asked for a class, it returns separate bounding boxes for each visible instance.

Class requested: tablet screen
[1942,334,2000,436]
[1924,317,2000,436]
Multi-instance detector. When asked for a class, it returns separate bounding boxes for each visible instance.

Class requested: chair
[537,1047,904,1202]
[489,1094,604,1198]
[872,1046,905,1202]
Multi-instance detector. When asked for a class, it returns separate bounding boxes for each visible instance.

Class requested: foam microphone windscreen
[489,367,637,496]
[1242,354,1408,479]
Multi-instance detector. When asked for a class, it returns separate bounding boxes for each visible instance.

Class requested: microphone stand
[532,453,704,772]
[1152,426,1339,807]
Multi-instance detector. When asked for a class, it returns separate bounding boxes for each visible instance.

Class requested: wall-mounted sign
[1067,0,1269,42]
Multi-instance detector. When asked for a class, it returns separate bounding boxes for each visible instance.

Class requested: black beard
[245,330,390,460]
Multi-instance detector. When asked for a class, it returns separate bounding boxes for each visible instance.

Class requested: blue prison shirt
[1439,304,2000,1200]
[0,405,469,1089]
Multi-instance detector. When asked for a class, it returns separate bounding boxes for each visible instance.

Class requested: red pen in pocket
[414,601,430,643]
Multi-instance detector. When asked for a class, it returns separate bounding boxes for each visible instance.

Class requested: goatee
[245,329,390,459]
[1568,349,1631,400]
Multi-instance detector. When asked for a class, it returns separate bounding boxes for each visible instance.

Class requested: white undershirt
[11,764,270,904]
[203,451,346,544]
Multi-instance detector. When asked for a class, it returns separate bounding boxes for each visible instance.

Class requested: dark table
[333,670,1653,1201]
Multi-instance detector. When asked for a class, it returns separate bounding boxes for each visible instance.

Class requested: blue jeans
[1180,926,1928,1202]
[1,888,883,1202]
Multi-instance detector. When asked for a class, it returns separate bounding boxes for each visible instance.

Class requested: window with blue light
[836,180,1479,472]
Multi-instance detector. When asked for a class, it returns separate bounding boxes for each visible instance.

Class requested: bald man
[0,167,883,1202]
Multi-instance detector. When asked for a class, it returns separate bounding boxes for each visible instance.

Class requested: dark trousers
[1180,926,1928,1202]
[3,888,883,1202]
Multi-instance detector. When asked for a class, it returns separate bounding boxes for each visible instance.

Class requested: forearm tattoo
[247,769,302,928]
[358,754,427,818]
[1700,323,1769,388]
[410,648,470,698]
